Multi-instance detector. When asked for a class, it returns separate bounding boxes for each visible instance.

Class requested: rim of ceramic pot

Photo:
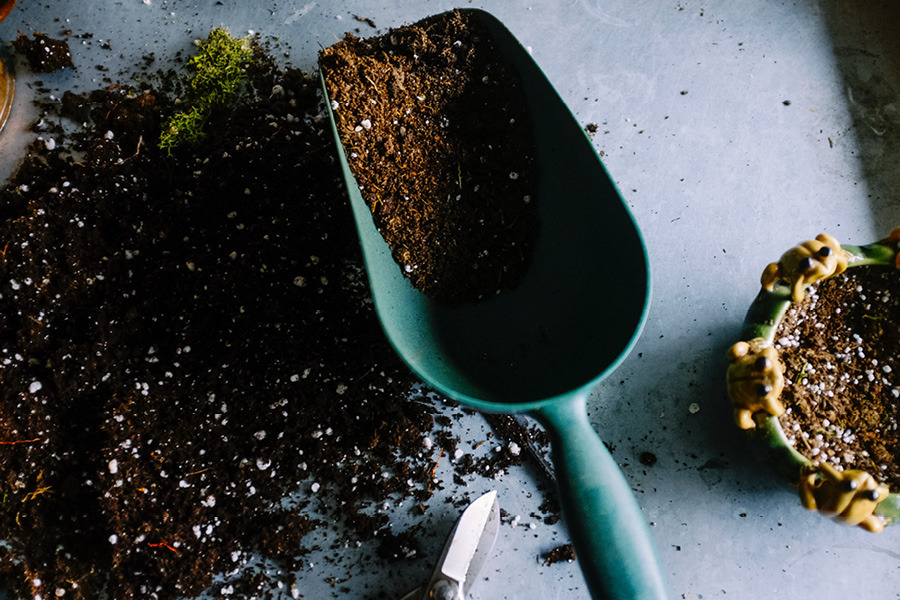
[0,54,13,134]
[0,0,15,135]
[0,0,16,24]
[735,232,900,526]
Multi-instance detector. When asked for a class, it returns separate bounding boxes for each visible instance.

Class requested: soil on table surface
[542,542,575,565]
[0,34,554,600]
[775,267,900,491]
[319,9,539,303]
[11,31,74,72]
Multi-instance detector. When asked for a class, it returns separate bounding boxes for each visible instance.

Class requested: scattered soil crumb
[353,14,377,28]
[543,543,576,565]
[639,451,658,467]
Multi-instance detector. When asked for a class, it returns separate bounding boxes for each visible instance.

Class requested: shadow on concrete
[820,1,900,229]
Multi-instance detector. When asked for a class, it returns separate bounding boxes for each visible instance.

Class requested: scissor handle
[399,577,464,600]
[428,578,463,600]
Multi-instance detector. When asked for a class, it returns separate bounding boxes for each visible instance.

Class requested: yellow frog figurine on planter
[799,462,890,533]
[887,226,900,268]
[725,337,785,430]
[760,233,850,302]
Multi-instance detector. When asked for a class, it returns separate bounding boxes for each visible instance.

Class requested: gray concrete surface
[1,1,899,598]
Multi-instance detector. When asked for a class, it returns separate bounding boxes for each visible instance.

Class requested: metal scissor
[400,491,500,600]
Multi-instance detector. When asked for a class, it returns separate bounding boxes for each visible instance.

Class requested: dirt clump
[12,31,75,72]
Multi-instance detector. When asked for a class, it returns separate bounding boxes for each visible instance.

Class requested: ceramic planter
[727,228,900,532]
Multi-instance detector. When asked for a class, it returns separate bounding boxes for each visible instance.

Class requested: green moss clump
[159,27,253,153]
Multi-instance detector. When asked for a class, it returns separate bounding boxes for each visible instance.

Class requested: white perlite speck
[108,459,119,474]
[29,381,42,394]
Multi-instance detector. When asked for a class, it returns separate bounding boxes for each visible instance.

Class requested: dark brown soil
[775,267,900,491]
[319,10,539,303]
[542,542,575,565]
[0,36,552,600]
[483,413,554,483]
[12,31,74,72]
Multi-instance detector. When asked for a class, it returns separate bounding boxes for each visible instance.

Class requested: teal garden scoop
[320,9,667,600]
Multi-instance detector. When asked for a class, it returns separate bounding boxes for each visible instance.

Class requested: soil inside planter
[0,33,554,600]
[319,9,540,304]
[775,267,900,491]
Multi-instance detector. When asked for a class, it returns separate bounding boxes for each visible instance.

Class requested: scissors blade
[435,490,500,590]
[460,492,500,595]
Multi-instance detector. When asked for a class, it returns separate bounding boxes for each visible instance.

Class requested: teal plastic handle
[533,393,668,600]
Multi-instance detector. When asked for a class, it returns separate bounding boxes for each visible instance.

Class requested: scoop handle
[533,394,667,600]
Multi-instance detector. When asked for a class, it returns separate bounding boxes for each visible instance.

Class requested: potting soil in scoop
[320,10,540,304]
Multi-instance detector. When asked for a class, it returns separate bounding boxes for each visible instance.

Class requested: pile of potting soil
[0,34,545,600]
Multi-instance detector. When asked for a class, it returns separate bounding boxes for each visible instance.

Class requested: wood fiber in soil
[320,10,539,303]
[0,39,551,600]
[775,267,900,491]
